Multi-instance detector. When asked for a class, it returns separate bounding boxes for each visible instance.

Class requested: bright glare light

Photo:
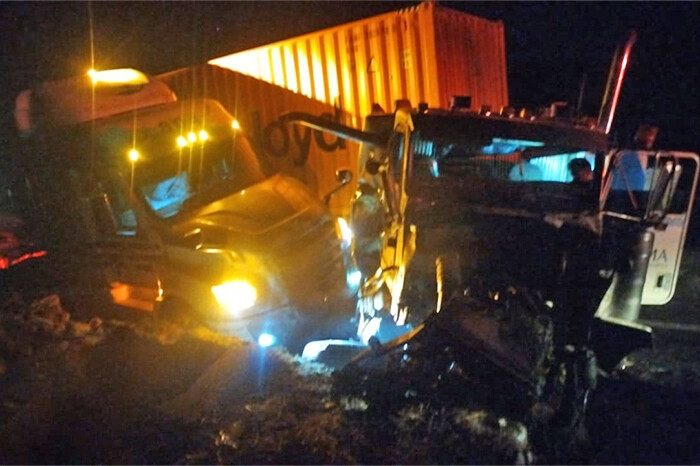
[231,119,241,131]
[302,339,366,359]
[177,136,188,148]
[187,132,197,143]
[87,68,149,85]
[373,291,385,312]
[198,129,209,141]
[337,217,353,246]
[211,280,257,315]
[492,137,545,148]
[347,269,362,288]
[128,149,140,162]
[301,339,332,359]
[257,333,276,347]
[360,317,382,345]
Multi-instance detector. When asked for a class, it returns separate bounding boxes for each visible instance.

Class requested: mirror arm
[324,183,348,205]
[323,169,353,205]
[280,112,385,147]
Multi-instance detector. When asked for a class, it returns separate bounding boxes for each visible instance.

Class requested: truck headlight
[211,280,257,315]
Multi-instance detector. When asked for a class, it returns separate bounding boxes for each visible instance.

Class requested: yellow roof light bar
[88,68,150,86]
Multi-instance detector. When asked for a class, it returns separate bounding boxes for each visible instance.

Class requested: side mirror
[645,158,681,223]
[324,168,354,204]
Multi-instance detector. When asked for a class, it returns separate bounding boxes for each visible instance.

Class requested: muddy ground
[1,289,700,465]
[1,233,700,465]
[0,292,538,465]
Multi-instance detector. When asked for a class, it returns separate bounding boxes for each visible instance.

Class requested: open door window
[85,178,162,248]
[603,151,700,305]
[88,183,138,238]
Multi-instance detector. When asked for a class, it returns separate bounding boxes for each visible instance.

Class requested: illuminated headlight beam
[346,269,362,288]
[257,333,276,347]
[211,280,257,316]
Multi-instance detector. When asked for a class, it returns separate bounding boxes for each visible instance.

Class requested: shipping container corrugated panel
[157,65,358,216]
[208,2,508,126]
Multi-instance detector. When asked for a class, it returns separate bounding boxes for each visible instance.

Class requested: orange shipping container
[157,64,359,217]
[208,1,508,125]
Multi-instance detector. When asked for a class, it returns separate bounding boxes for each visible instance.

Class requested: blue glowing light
[258,333,276,347]
[347,270,362,288]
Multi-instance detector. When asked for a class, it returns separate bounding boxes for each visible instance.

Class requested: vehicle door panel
[85,178,163,312]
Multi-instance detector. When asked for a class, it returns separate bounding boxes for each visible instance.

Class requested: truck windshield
[132,132,266,219]
[421,138,596,184]
[408,132,601,214]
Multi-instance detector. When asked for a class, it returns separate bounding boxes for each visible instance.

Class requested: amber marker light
[231,119,241,131]
[88,68,149,85]
[128,148,140,162]
[198,129,209,141]
[187,132,197,143]
[177,136,188,148]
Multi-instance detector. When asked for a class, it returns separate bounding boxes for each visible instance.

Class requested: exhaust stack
[597,31,637,134]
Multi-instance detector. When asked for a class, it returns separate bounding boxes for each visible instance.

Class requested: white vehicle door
[640,151,699,304]
[602,150,699,305]
[85,176,164,312]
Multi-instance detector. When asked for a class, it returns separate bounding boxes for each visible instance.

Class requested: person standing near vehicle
[632,124,659,151]
[568,158,594,186]
[611,124,659,192]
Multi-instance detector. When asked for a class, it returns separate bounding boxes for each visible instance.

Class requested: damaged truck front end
[288,104,699,426]
[8,70,355,352]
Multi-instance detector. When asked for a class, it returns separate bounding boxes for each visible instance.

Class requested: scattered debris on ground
[0,292,537,464]
[2,291,700,464]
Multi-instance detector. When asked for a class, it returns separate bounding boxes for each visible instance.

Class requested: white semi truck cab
[4,69,356,351]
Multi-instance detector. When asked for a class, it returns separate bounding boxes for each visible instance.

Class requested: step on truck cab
[6,69,355,351]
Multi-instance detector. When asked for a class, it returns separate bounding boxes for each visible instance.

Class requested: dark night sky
[1,1,699,151]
